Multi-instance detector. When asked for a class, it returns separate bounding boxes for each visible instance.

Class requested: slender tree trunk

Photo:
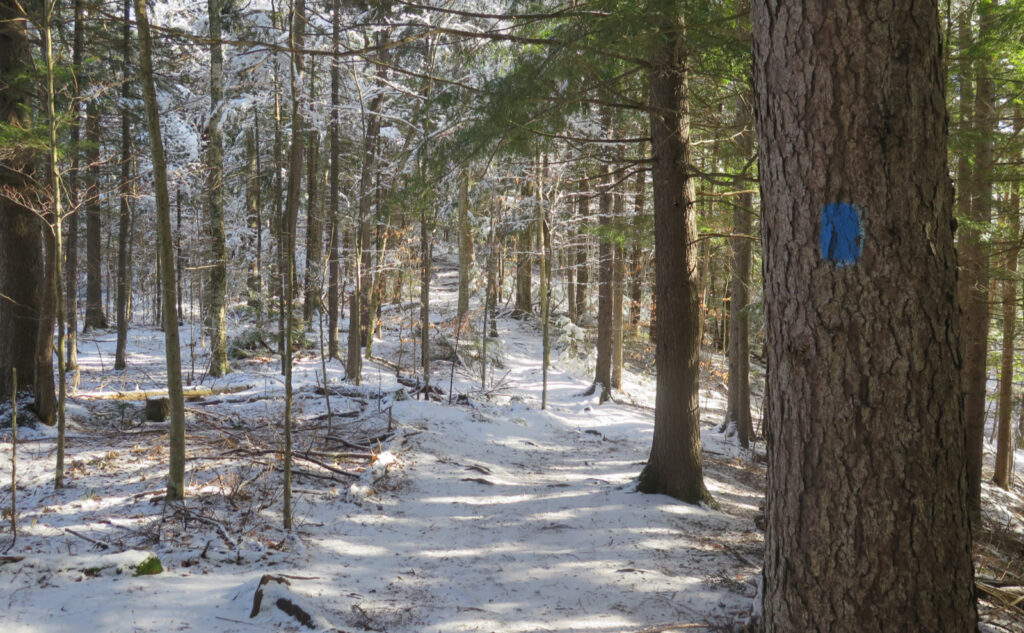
[514,223,532,317]
[593,114,614,402]
[611,185,625,390]
[727,96,754,448]
[206,0,229,377]
[114,0,131,370]
[134,0,187,500]
[348,36,387,383]
[575,183,589,322]
[280,0,307,529]
[42,0,67,485]
[83,102,107,331]
[420,203,431,391]
[303,71,323,326]
[962,0,995,523]
[751,0,978,629]
[246,125,263,315]
[637,13,710,505]
[65,0,85,373]
[994,142,1021,489]
[457,170,472,324]
[628,168,646,336]
[327,0,341,359]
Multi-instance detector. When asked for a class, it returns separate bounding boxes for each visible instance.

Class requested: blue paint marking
[820,203,863,266]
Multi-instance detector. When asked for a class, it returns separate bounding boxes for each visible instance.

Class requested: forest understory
[0,253,1022,633]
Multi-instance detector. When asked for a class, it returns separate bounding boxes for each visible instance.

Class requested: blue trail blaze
[820,203,863,266]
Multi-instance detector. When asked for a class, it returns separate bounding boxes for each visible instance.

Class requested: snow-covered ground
[0,259,766,633]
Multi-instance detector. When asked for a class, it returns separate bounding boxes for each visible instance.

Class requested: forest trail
[0,254,765,633]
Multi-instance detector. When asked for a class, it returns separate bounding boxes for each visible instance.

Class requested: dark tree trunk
[84,102,107,331]
[961,0,994,525]
[114,0,131,371]
[304,117,322,326]
[726,97,753,448]
[0,0,51,416]
[636,13,710,505]
[751,0,978,630]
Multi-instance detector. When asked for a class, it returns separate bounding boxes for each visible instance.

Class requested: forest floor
[1,252,1023,632]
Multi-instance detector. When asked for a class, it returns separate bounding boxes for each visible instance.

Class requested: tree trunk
[962,0,995,524]
[726,96,753,448]
[245,126,262,315]
[514,223,532,317]
[628,167,646,336]
[327,0,341,359]
[114,0,131,371]
[83,102,107,331]
[751,0,978,630]
[42,0,68,484]
[303,76,322,326]
[611,186,625,390]
[575,185,589,323]
[994,121,1021,489]
[593,114,614,402]
[206,0,229,377]
[636,12,709,505]
[457,170,472,324]
[348,35,387,383]
[134,0,188,501]
[65,0,85,372]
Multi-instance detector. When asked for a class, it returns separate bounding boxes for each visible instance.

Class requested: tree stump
[144,397,169,421]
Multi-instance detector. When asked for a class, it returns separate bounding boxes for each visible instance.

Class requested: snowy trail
[0,257,764,633]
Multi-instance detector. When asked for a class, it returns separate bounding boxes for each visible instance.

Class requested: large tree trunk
[726,96,754,448]
[751,0,978,630]
[134,0,187,500]
[83,102,107,331]
[206,0,229,377]
[636,13,710,505]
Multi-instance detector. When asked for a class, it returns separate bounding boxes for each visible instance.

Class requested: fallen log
[78,384,253,402]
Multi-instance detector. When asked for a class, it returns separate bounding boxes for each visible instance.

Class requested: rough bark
[206,0,229,377]
[751,0,978,630]
[134,0,187,500]
[636,13,710,505]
